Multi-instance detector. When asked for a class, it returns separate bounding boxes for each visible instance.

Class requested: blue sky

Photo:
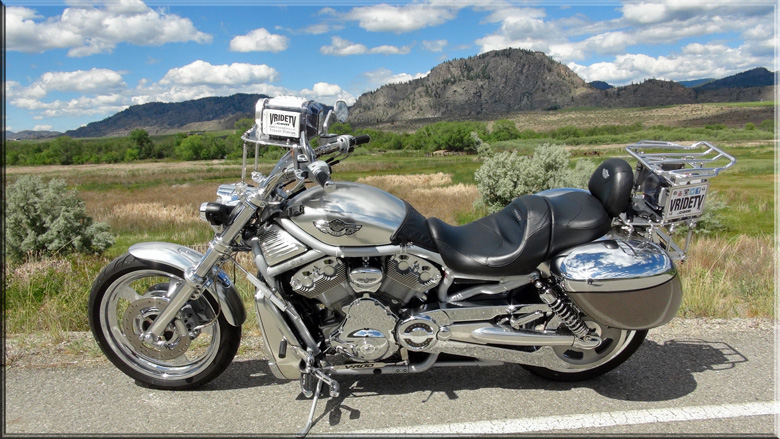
[4,0,777,133]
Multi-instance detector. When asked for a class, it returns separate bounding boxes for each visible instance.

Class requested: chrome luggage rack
[615,140,737,261]
[626,140,736,184]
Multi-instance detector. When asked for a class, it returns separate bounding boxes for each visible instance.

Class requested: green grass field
[4,128,776,337]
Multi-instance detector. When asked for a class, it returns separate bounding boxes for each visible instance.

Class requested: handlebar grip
[308,161,336,193]
[353,134,371,145]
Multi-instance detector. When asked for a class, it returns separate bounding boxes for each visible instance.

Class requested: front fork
[142,200,259,346]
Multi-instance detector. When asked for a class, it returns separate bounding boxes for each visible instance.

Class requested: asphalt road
[4,318,778,437]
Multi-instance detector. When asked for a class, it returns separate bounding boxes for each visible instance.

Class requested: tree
[128,129,154,159]
[5,176,115,261]
[175,135,204,161]
[489,119,521,142]
[234,117,254,134]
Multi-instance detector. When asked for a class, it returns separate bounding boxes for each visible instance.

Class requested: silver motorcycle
[88,96,735,435]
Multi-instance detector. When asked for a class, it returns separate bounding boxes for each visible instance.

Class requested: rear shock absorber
[535,280,599,348]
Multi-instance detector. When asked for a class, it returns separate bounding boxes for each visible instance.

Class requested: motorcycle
[88,96,736,435]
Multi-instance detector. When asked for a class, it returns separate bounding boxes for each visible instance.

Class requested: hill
[349,49,774,126]
[694,67,774,91]
[349,49,596,124]
[679,78,715,88]
[5,130,64,141]
[64,93,268,138]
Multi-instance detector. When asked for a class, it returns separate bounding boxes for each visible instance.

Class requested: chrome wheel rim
[99,269,221,381]
[547,318,636,371]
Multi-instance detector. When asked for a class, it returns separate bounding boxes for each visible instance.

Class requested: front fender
[129,242,246,327]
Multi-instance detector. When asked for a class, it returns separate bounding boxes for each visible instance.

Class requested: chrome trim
[328,354,440,375]
[279,218,447,265]
[265,249,325,278]
[257,225,308,266]
[447,274,538,302]
[128,242,245,326]
[414,303,551,327]
[427,339,597,372]
[552,239,676,292]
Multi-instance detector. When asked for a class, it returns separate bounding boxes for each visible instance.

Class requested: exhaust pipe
[447,322,595,347]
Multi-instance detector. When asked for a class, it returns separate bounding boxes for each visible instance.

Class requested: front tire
[88,253,241,390]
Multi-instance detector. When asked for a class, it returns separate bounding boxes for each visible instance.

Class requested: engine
[289,253,442,310]
[287,253,443,362]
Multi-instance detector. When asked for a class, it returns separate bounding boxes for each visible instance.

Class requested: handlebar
[314,134,371,158]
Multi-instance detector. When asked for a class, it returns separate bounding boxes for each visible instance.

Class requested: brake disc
[122,297,191,361]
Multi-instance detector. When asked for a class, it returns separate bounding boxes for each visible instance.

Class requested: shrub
[474,143,596,213]
[5,176,115,262]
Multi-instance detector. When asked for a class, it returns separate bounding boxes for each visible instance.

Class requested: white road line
[353,401,779,435]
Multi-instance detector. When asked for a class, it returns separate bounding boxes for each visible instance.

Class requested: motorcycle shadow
[204,337,747,424]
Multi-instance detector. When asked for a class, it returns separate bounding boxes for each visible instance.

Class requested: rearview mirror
[334,100,349,122]
[322,100,349,136]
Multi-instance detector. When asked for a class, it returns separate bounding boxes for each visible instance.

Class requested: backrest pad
[588,158,634,217]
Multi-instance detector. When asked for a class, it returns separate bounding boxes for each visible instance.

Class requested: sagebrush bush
[5,176,115,262]
[475,143,596,213]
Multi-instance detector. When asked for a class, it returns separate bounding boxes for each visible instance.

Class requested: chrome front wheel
[88,253,241,389]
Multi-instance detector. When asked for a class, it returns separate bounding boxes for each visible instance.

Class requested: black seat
[426,158,633,277]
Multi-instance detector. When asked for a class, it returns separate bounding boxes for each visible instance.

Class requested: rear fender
[129,242,246,327]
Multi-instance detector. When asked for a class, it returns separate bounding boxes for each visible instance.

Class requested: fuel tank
[286,182,408,247]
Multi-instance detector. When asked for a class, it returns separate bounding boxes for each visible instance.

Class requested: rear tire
[522,320,647,382]
[88,253,241,390]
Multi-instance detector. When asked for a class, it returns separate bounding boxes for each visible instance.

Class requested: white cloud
[229,28,289,53]
[39,68,126,95]
[362,68,430,88]
[12,93,128,118]
[33,124,54,131]
[621,2,669,24]
[159,60,279,86]
[474,0,775,84]
[343,3,459,33]
[8,68,127,102]
[422,39,447,52]
[568,41,767,85]
[299,82,356,105]
[297,23,344,35]
[320,36,412,56]
[6,2,211,57]
[5,80,24,99]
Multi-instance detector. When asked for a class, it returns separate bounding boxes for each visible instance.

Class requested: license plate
[664,183,708,220]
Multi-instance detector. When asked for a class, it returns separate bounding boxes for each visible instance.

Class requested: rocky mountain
[64,93,268,138]
[350,49,596,124]
[5,130,63,140]
[349,48,775,126]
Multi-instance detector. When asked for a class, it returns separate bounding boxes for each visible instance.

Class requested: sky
[4,0,777,133]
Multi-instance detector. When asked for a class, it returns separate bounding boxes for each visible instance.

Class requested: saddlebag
[551,239,682,330]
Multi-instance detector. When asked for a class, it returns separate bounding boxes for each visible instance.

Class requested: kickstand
[297,378,323,438]
[296,368,340,437]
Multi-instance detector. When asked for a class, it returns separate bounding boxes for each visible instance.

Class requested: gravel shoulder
[3,318,776,369]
